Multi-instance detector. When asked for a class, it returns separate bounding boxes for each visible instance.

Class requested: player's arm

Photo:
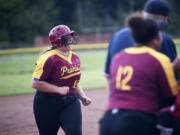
[104,75,111,91]
[157,57,179,109]
[159,57,179,97]
[32,55,69,95]
[75,83,92,106]
[32,79,69,95]
[104,40,112,91]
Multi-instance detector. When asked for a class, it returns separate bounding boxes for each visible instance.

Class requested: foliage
[0,0,58,46]
[0,0,180,48]
[167,0,180,35]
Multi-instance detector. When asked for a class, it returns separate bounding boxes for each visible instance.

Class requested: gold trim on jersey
[60,72,81,79]
[54,50,73,64]
[32,50,56,79]
[125,46,179,95]
[32,49,74,79]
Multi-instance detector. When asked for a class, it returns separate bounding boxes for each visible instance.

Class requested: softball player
[173,91,180,135]
[100,13,178,135]
[154,57,180,135]
[32,25,92,135]
[171,56,180,135]
[104,0,177,108]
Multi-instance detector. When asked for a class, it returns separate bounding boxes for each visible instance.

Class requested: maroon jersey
[108,46,178,114]
[32,49,81,95]
[174,82,180,117]
[174,94,180,117]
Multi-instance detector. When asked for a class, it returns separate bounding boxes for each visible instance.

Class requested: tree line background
[0,0,180,49]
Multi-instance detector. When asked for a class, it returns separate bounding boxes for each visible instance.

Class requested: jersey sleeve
[158,56,179,97]
[32,55,53,81]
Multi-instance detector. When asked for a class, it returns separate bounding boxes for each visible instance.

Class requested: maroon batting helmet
[49,25,78,47]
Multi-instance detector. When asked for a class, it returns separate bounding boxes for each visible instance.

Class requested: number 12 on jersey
[116,65,133,91]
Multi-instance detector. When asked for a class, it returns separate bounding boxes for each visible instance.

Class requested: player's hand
[58,86,69,95]
[79,96,92,106]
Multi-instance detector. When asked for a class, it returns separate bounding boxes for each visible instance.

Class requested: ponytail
[40,46,57,55]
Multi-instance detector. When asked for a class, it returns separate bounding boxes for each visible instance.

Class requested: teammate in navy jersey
[32,25,92,135]
[104,1,177,106]
[99,13,178,135]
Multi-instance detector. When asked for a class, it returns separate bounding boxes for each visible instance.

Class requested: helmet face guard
[49,25,79,47]
[60,33,79,46]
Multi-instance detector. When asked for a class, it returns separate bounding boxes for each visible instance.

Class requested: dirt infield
[0,89,108,135]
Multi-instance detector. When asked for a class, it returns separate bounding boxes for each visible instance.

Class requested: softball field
[0,89,108,135]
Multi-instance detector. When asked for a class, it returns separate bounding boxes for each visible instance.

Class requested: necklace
[56,49,69,57]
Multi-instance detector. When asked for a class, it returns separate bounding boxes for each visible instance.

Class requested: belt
[36,91,77,100]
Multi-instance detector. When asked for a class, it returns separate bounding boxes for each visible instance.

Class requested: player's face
[62,34,78,46]
[57,33,78,52]
[59,45,72,52]
[65,45,72,51]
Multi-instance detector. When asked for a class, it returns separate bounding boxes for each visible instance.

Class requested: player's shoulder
[111,27,134,47]
[113,50,126,60]
[162,32,171,39]
[150,49,169,60]
[39,49,56,58]
[37,49,56,64]
[125,46,170,62]
[115,27,131,36]
[162,32,173,42]
[72,51,80,58]
[147,48,171,65]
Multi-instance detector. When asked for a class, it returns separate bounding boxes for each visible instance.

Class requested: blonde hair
[40,46,57,55]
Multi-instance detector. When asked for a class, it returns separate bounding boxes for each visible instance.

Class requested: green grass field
[1,45,180,96]
[0,49,107,96]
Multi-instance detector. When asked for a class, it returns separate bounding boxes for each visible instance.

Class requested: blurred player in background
[99,12,178,135]
[104,0,177,104]
[167,56,180,135]
[156,56,180,135]
[31,25,92,135]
